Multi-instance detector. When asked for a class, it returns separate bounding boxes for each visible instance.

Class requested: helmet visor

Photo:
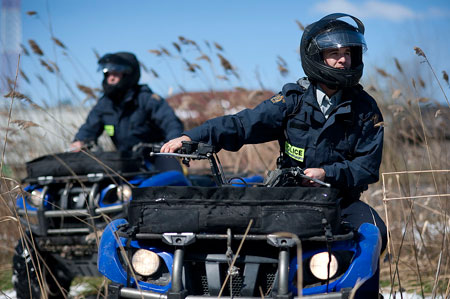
[97,62,133,74]
[311,30,367,54]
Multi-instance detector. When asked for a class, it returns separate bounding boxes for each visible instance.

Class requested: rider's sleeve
[185,94,293,151]
[323,97,384,188]
[73,102,105,143]
[144,93,184,141]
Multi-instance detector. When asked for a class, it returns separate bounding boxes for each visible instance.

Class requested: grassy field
[1,22,450,298]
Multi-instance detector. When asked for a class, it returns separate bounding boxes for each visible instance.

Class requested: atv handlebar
[151,141,227,186]
[151,141,330,188]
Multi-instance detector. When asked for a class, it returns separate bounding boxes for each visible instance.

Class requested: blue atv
[12,146,223,299]
[97,142,381,299]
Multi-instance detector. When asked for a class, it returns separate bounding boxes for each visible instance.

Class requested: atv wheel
[12,236,73,299]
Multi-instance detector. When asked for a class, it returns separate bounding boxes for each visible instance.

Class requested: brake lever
[150,152,206,169]
[298,173,331,188]
[149,152,209,160]
[294,167,331,187]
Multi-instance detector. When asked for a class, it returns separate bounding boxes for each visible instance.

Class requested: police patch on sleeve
[151,93,161,101]
[285,141,304,162]
[270,94,285,104]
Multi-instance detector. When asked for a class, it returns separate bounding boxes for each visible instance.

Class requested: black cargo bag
[129,186,341,238]
[26,151,143,178]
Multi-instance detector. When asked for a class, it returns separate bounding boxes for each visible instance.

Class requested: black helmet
[300,13,367,88]
[98,52,140,101]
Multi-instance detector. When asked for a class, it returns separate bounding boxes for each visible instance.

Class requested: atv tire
[12,236,73,299]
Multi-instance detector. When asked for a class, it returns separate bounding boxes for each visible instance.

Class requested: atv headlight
[309,252,338,280]
[132,249,161,276]
[29,189,44,207]
[117,185,132,202]
[101,184,132,206]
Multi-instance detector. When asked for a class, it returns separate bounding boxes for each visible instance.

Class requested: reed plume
[39,59,54,73]
[76,84,97,99]
[11,120,39,130]
[148,49,162,56]
[172,42,181,53]
[442,71,449,86]
[28,39,44,56]
[295,20,305,31]
[214,42,223,51]
[51,37,67,49]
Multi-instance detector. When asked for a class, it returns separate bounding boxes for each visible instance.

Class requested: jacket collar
[103,86,139,110]
[302,84,353,126]
[121,87,138,105]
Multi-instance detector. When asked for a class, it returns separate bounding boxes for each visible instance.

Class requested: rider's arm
[73,102,105,145]
[184,97,289,152]
[322,99,384,188]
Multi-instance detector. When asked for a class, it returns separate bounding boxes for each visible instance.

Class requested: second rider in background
[71,51,183,171]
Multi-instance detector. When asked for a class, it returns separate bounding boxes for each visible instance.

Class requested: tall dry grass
[0,11,449,297]
[361,49,450,297]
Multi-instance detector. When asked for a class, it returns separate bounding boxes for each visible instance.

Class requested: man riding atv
[71,51,183,171]
[162,13,387,297]
[12,52,187,299]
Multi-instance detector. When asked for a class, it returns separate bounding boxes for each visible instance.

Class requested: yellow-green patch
[285,141,304,162]
[104,125,114,136]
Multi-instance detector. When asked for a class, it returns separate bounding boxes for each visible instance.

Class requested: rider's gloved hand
[161,135,192,153]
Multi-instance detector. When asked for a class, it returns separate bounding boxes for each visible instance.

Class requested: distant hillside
[167,89,275,129]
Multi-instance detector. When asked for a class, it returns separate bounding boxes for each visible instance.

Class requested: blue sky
[7,0,450,105]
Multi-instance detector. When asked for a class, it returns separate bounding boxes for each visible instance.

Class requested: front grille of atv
[185,259,277,297]
[261,272,277,295]
[228,274,244,296]
[198,266,245,296]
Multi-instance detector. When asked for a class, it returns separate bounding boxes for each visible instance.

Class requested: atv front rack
[23,170,158,184]
[119,231,355,243]
[108,226,355,299]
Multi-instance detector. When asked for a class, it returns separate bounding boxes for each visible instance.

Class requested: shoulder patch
[151,93,161,101]
[270,94,285,104]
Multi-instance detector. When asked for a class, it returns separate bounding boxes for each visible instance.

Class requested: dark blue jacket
[74,85,183,151]
[185,80,384,200]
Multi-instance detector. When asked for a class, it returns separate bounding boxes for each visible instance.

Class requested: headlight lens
[309,252,338,280]
[29,189,44,207]
[132,249,160,276]
[117,185,132,202]
[101,184,132,206]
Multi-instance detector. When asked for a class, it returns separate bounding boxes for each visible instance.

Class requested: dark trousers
[341,199,387,252]
[341,199,387,298]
